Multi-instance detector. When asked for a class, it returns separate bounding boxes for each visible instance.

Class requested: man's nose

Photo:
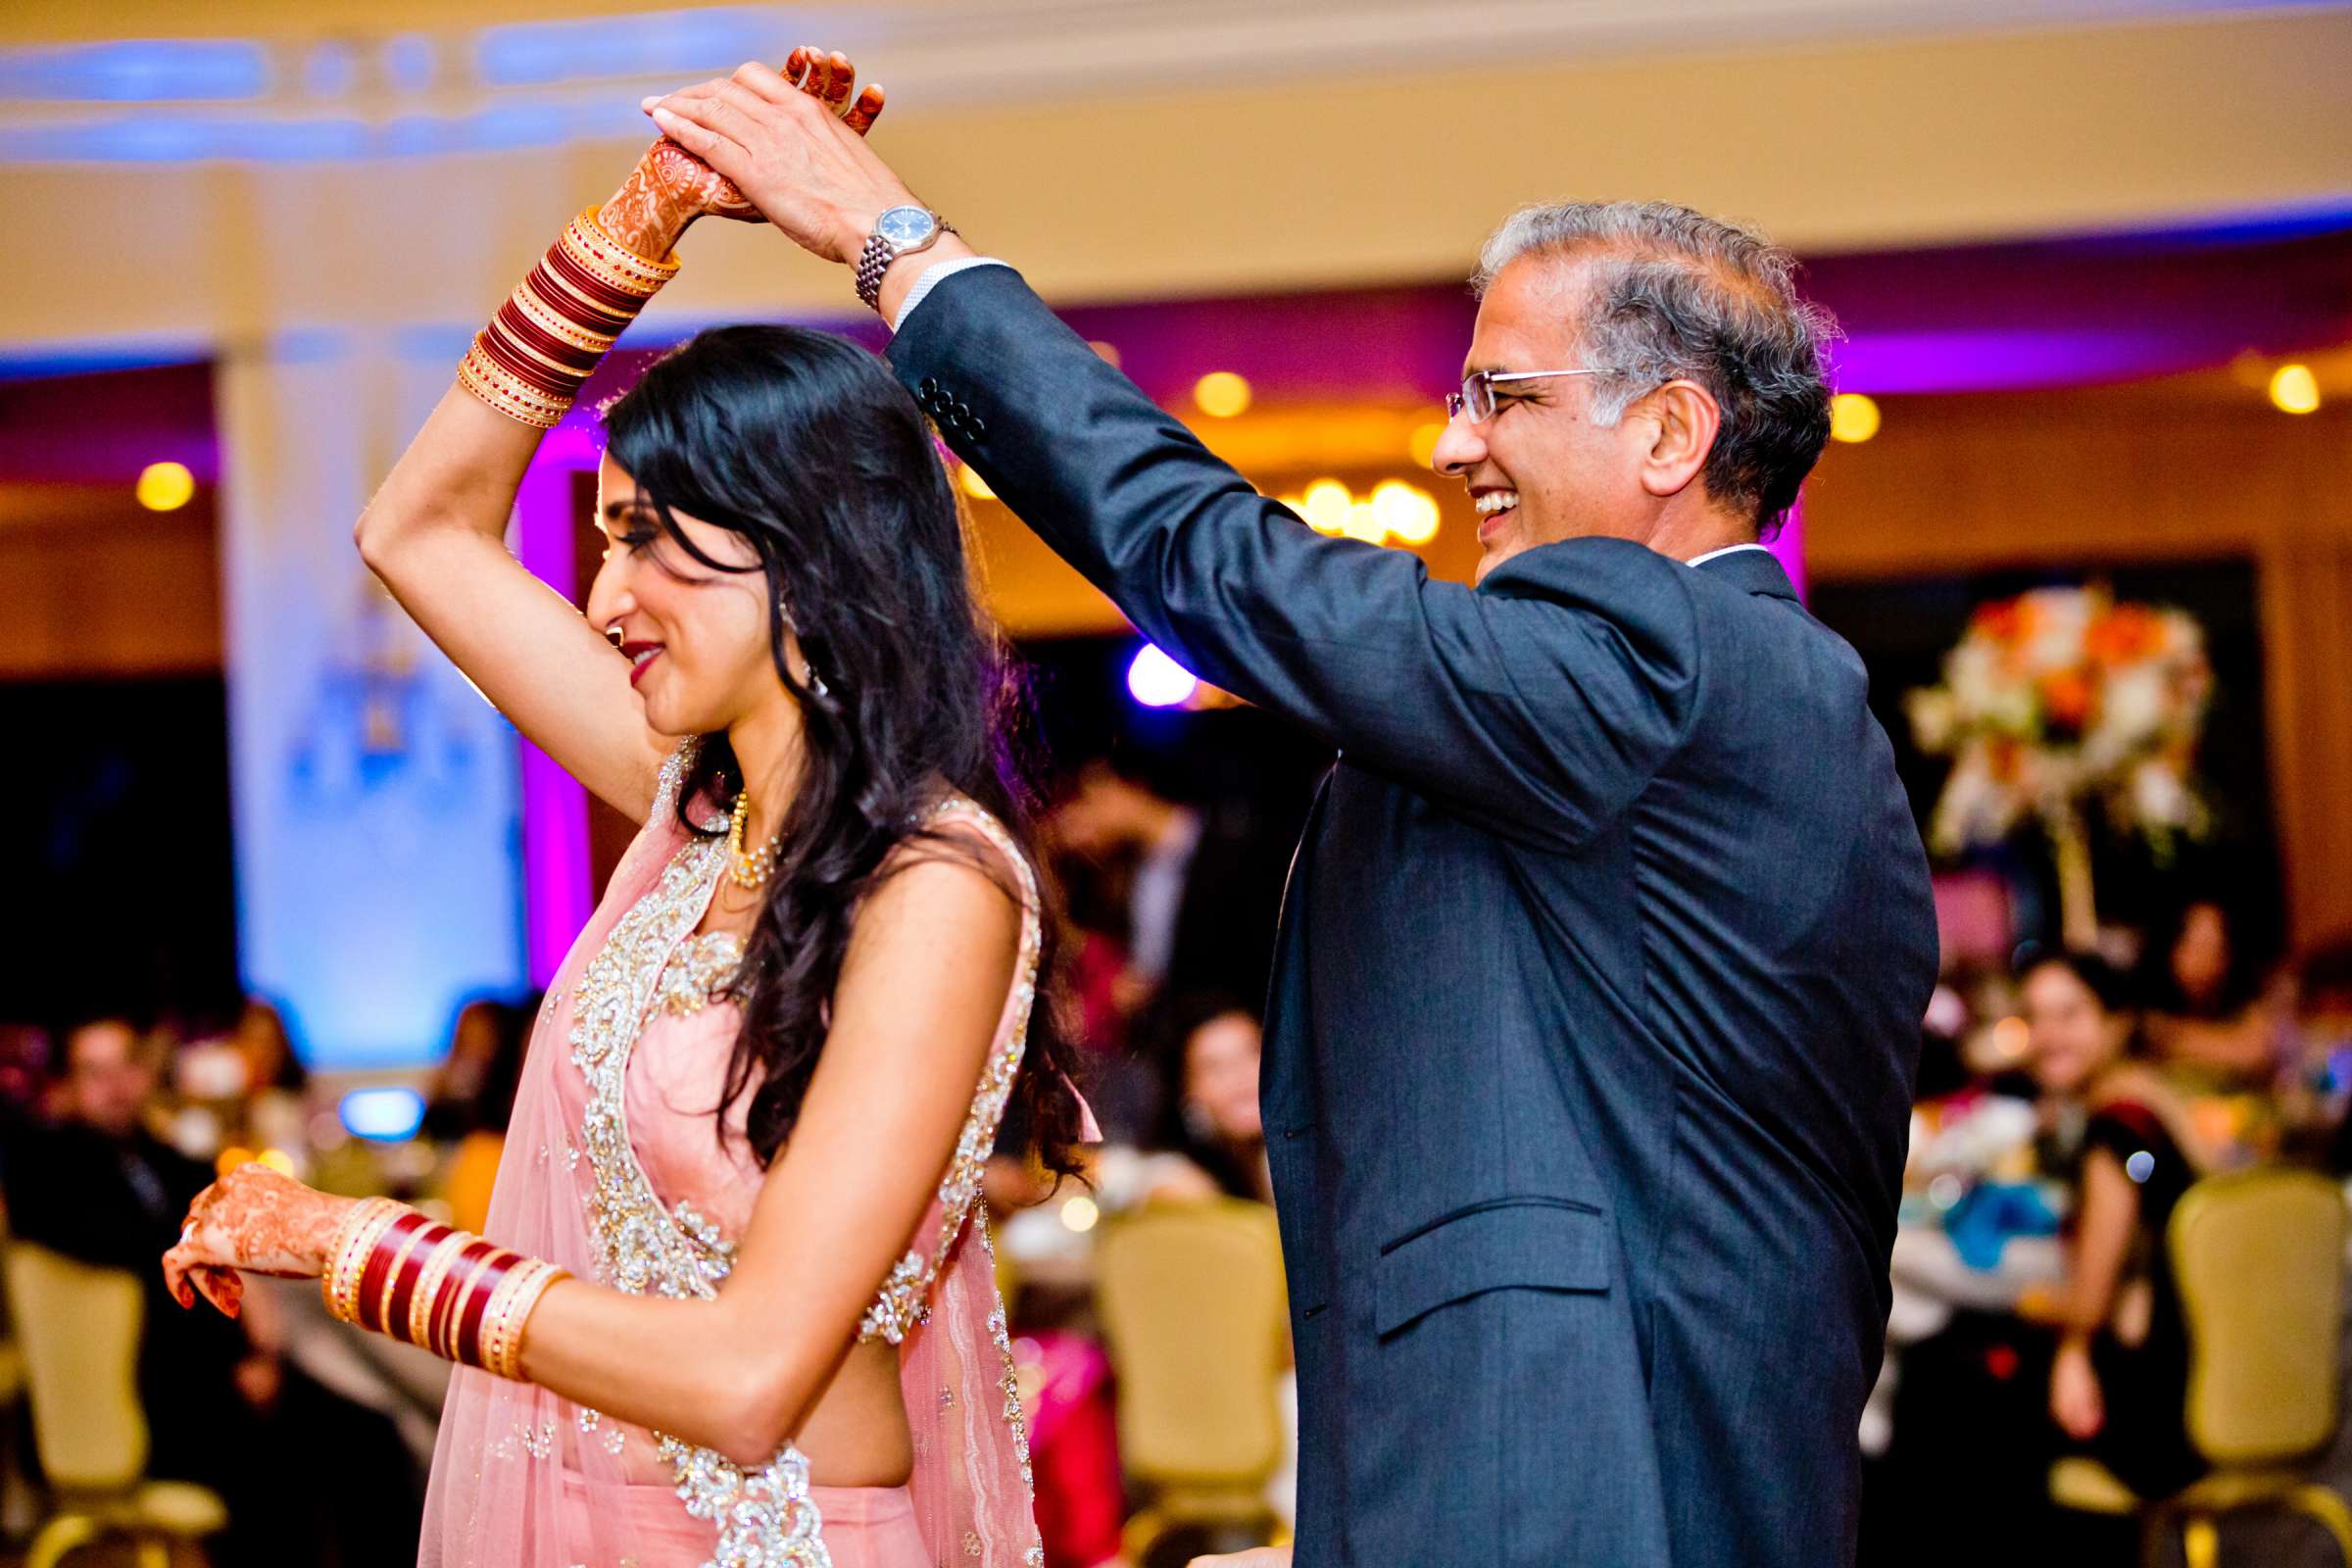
[1429,410,1484,476]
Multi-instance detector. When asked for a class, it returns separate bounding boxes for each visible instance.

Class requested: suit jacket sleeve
[889,265,1705,850]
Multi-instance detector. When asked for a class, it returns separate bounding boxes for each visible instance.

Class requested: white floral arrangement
[1906,586,2214,860]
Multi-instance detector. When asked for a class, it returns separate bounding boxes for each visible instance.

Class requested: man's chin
[1472,536,1524,586]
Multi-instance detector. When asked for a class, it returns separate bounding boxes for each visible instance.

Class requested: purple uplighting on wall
[514,444,595,987]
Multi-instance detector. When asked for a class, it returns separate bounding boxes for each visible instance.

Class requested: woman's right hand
[161,1163,356,1319]
[599,48,886,259]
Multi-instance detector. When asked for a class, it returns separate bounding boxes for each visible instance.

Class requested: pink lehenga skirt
[559,1471,929,1567]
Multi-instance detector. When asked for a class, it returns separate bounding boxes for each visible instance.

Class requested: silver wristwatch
[855,205,955,311]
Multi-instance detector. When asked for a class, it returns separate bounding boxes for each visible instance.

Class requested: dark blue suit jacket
[891,266,1938,1568]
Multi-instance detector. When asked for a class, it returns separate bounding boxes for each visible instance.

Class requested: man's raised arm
[645,63,1703,852]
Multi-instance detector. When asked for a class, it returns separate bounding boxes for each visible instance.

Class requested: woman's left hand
[2049,1338,2105,1440]
[161,1163,355,1319]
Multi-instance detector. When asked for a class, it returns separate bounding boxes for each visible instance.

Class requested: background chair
[2050,1168,2352,1567]
[1094,1199,1289,1566]
[4,1241,226,1568]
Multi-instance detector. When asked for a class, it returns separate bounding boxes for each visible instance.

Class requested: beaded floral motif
[655,931,744,1017]
[568,740,828,1568]
[855,800,1043,1346]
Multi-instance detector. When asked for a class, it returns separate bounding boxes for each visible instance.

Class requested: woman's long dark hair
[603,324,1085,1179]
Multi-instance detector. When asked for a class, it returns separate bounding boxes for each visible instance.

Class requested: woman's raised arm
[355,153,711,822]
[355,49,884,823]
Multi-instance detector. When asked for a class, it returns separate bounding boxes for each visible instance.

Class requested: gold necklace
[725,789,779,891]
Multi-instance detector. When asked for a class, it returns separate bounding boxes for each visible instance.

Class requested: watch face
[877,207,935,247]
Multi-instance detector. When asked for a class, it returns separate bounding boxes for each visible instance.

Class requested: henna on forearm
[597,137,760,262]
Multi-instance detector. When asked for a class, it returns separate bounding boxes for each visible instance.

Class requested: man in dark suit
[647,64,1939,1568]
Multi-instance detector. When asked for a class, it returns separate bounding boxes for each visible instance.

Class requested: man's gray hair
[1474,201,1838,536]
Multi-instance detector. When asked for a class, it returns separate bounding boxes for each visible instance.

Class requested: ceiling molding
[4,0,2347,163]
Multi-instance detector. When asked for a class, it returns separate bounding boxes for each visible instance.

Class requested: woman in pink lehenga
[159,49,1086,1568]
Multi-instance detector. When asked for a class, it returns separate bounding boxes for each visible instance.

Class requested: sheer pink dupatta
[418,806,688,1568]
[901,1215,1044,1566]
[418,771,1048,1567]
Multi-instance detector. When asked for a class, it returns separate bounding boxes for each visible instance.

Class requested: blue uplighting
[382,33,438,95]
[475,6,795,86]
[1128,644,1200,709]
[0,39,270,102]
[339,1087,428,1143]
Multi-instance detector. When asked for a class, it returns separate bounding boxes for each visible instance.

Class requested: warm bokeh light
[136,459,196,511]
[1060,1195,1101,1233]
[1087,339,1122,368]
[2269,363,2321,415]
[216,1145,256,1177]
[1829,393,1882,444]
[1370,479,1442,546]
[1408,418,1446,468]
[1300,478,1352,534]
[1193,370,1252,418]
[1989,1014,2031,1063]
[956,463,996,502]
[258,1148,298,1176]
[1126,643,1200,709]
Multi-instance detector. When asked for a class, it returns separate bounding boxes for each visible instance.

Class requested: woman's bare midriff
[795,1336,913,1487]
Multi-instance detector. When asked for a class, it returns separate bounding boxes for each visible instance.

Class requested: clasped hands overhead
[639,46,927,271]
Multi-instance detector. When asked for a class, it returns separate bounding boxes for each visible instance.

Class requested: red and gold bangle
[406,1227,474,1350]
[321,1198,407,1325]
[457,205,678,430]
[480,1258,569,1381]
[369,1215,449,1334]
[431,1240,502,1359]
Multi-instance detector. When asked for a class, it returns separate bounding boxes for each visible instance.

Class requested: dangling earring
[777,587,831,701]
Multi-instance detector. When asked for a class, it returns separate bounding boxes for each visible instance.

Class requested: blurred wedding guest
[1050,759,1288,1012]
[1140,994,1272,1206]
[2014,950,2213,1495]
[2285,937,2352,1168]
[423,992,538,1232]
[4,1016,418,1566]
[2138,899,2282,1086]
[1883,953,2211,1566]
[422,993,535,1140]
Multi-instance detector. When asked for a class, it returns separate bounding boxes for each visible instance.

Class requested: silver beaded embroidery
[854,800,1043,1347]
[569,741,828,1568]
[655,931,744,1017]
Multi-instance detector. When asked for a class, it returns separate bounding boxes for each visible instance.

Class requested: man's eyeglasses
[1446,368,1610,424]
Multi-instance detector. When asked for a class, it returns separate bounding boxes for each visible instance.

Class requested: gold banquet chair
[1095,1198,1290,1563]
[2050,1168,2352,1568]
[3,1242,227,1568]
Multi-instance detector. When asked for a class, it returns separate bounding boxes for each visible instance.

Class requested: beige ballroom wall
[3,9,2351,350]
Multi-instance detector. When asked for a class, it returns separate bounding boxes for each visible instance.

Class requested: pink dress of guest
[418,740,1047,1568]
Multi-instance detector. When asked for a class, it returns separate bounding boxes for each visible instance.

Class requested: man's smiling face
[1430,253,1655,585]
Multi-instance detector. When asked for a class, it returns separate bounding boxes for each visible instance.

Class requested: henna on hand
[161,1163,355,1319]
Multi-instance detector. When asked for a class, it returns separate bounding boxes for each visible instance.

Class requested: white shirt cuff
[890,257,1012,332]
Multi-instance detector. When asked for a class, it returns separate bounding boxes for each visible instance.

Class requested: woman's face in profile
[1185,1011,1263,1141]
[2022,963,2128,1095]
[586,457,794,738]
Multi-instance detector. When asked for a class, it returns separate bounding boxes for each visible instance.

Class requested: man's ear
[1638,380,1720,500]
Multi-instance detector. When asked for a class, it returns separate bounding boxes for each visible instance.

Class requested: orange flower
[1971,598,2026,645]
[2040,670,2095,728]
[2085,605,2162,666]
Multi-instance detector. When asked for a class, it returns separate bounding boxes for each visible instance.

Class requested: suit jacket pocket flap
[1374,1200,1609,1337]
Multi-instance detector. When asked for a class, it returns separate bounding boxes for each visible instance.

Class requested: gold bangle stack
[456,205,680,429]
